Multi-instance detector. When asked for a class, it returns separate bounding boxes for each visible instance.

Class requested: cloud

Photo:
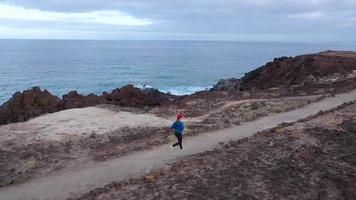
[289,11,324,19]
[243,0,274,6]
[341,17,356,27]
[0,0,355,41]
[0,3,153,26]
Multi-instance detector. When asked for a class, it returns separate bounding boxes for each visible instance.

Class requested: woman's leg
[177,134,183,149]
[172,133,183,149]
[172,132,180,147]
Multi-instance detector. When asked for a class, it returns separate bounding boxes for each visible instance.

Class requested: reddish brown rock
[213,51,356,91]
[0,87,61,125]
[108,85,148,107]
[0,85,176,125]
[105,84,175,107]
[60,91,104,109]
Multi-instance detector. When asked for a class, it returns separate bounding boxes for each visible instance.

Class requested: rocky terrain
[0,96,321,186]
[73,101,356,200]
[1,50,356,194]
[213,50,356,94]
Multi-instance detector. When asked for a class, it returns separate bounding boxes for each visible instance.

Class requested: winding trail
[187,95,322,123]
[1,90,356,200]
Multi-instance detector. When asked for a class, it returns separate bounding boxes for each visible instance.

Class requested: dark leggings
[172,132,183,149]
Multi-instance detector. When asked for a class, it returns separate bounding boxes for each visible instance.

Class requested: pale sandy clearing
[0,107,171,141]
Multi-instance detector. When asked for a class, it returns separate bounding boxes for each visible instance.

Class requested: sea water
[1,40,356,104]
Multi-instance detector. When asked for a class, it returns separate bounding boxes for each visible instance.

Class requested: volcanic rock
[212,78,240,91]
[0,84,176,125]
[0,87,61,125]
[141,88,176,105]
[105,84,174,107]
[60,91,104,109]
[213,51,356,91]
[108,85,148,107]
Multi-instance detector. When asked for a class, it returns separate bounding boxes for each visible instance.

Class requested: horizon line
[1,38,355,43]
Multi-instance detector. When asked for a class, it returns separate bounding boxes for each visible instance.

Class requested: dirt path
[1,90,356,200]
[187,95,322,122]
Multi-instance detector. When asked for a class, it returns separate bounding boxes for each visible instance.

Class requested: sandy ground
[0,107,171,141]
[0,89,355,200]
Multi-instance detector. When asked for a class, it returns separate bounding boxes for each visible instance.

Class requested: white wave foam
[134,83,211,95]
[159,86,210,95]
[134,83,154,89]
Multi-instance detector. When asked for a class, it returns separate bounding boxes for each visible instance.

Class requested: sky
[0,0,355,41]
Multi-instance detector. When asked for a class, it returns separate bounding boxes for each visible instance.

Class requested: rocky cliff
[213,51,356,91]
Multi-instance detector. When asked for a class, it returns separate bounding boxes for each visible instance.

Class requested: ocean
[1,40,356,104]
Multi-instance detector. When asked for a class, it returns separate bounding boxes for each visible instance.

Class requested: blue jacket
[171,120,185,134]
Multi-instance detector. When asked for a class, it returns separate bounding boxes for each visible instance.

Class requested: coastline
[2,40,356,106]
[2,50,356,126]
[0,50,356,199]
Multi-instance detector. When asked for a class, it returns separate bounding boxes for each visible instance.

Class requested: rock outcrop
[0,85,176,125]
[213,51,356,91]
[141,87,177,106]
[60,91,104,109]
[106,85,149,107]
[0,87,61,124]
[103,85,175,107]
[212,78,240,91]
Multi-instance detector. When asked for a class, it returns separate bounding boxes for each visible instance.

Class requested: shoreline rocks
[212,78,240,91]
[1,50,356,125]
[213,51,356,91]
[104,85,176,107]
[0,87,61,125]
[61,91,105,109]
[0,85,176,125]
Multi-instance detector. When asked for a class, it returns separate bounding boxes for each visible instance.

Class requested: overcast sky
[0,0,355,41]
